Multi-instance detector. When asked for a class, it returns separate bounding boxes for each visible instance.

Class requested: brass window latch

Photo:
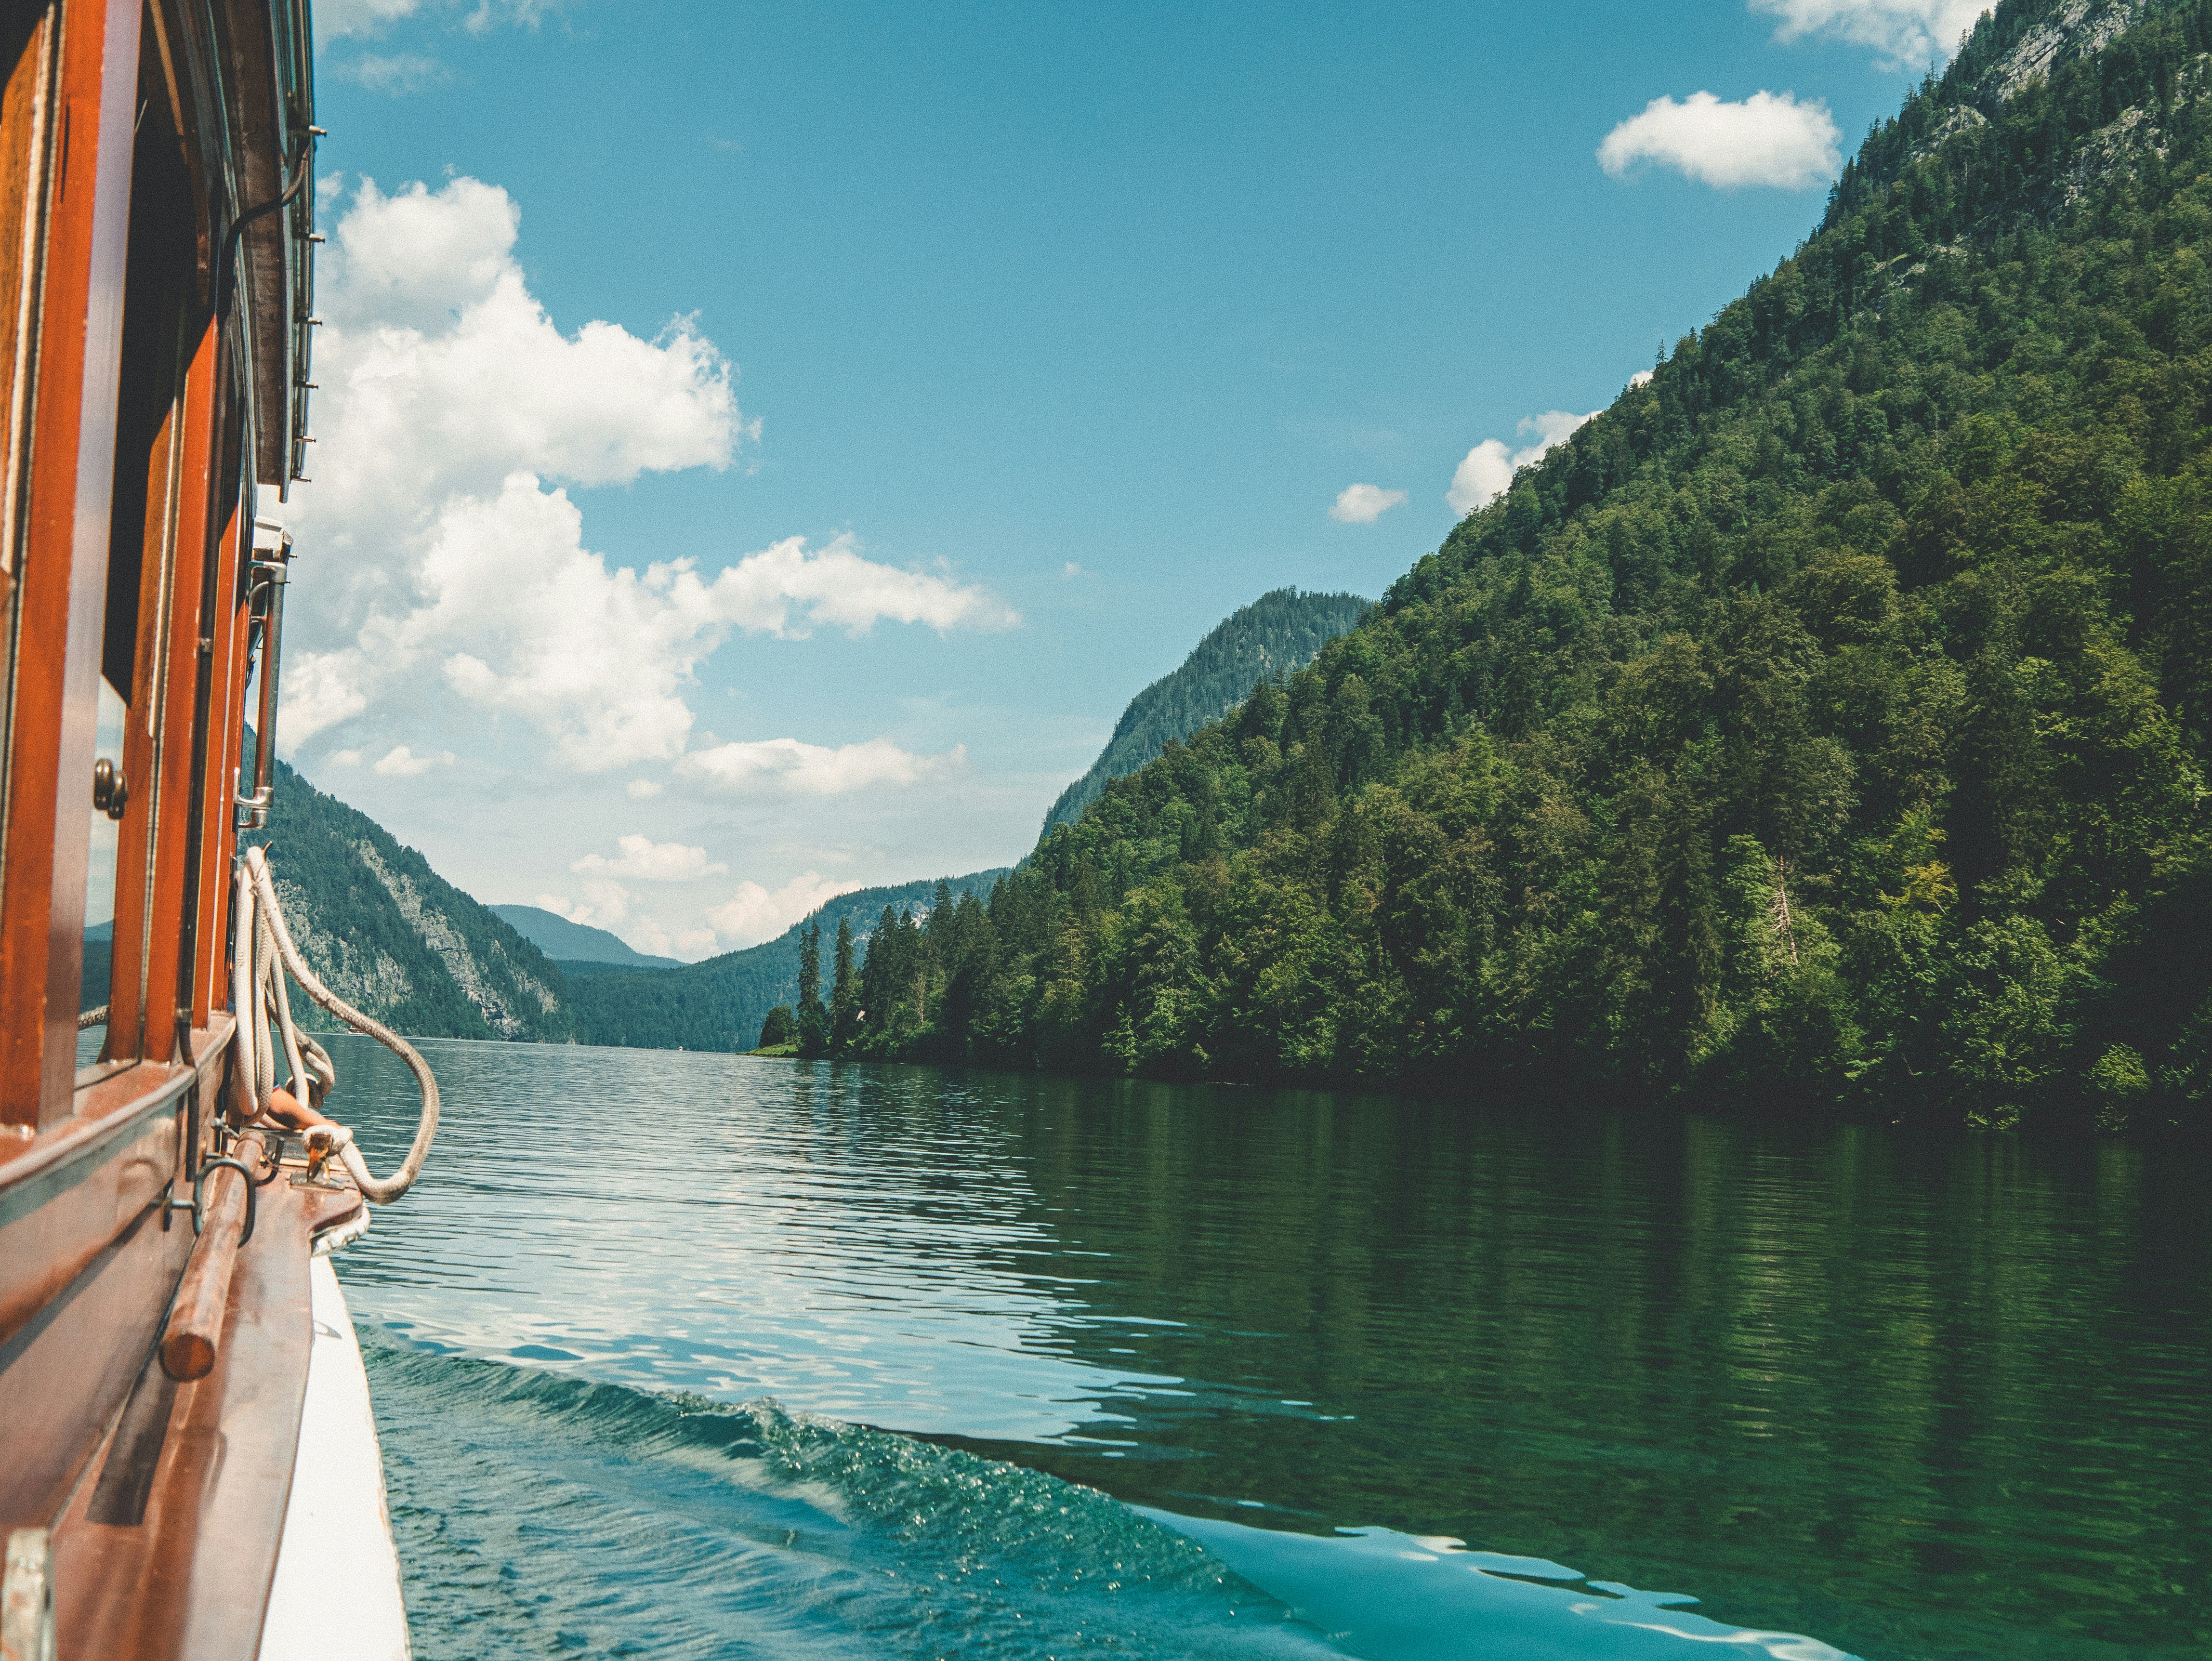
[92,758,129,821]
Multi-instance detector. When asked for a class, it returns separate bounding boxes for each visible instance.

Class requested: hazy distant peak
[492,904,684,969]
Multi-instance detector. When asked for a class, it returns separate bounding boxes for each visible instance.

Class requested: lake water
[326,1038,2211,1661]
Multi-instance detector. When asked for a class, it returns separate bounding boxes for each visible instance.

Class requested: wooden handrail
[159,1129,276,1381]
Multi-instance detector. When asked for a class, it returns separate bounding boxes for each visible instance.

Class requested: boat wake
[361,1335,1857,1661]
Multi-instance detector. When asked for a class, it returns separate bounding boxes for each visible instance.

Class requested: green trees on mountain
[839,0,2212,1132]
[1042,588,1370,833]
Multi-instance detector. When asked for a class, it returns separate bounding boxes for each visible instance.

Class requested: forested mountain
[1042,588,1369,833]
[240,755,574,1041]
[825,0,2212,1133]
[565,870,1009,1050]
[490,904,683,970]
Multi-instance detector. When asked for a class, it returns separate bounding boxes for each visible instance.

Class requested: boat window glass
[78,675,124,1062]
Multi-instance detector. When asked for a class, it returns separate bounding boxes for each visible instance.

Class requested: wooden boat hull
[0,4,383,1650]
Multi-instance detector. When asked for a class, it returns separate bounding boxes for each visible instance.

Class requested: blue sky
[285,0,1979,958]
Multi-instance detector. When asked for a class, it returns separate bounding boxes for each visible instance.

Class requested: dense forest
[807,0,2212,1133]
[565,870,1007,1051]
[1041,588,1370,833]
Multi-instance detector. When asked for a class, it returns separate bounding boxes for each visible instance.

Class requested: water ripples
[329,1039,2211,1660]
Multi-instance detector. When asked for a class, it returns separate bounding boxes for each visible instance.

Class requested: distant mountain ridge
[1043,588,1369,835]
[563,870,1011,1051]
[491,904,682,969]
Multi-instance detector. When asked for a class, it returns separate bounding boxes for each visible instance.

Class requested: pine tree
[830,916,858,1052]
[796,923,827,1057]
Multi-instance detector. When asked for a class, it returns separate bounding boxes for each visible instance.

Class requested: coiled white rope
[232,845,439,1203]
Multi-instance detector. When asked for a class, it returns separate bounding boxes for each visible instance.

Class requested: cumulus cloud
[571,834,728,882]
[1599,91,1841,190]
[539,878,632,931]
[316,0,422,39]
[1447,409,1600,516]
[677,737,966,797]
[370,745,454,777]
[341,52,450,94]
[1751,0,1987,65]
[1631,369,1656,388]
[316,0,556,44]
[707,872,862,951]
[276,176,1013,770]
[1329,484,1408,525]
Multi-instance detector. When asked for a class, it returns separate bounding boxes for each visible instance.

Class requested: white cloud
[707,871,862,951]
[639,923,721,961]
[1063,562,1084,580]
[316,0,555,44]
[559,878,630,928]
[1447,409,1600,516]
[1751,0,1987,65]
[371,745,454,777]
[1329,483,1409,525]
[1631,369,1655,388]
[693,534,1016,641]
[276,176,1013,771]
[1448,443,1518,516]
[329,748,365,767]
[1599,91,1841,190]
[626,778,664,800]
[678,736,966,797]
[571,834,728,882]
[341,52,450,94]
[316,0,422,39]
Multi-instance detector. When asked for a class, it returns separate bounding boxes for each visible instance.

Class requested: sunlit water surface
[326,1039,2211,1661]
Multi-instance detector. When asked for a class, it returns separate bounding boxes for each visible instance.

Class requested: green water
[330,1041,2212,1659]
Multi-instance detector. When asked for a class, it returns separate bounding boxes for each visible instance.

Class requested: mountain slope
[241,757,574,1041]
[1043,588,1369,834]
[491,904,682,969]
[835,0,2212,1133]
[566,870,1011,1050]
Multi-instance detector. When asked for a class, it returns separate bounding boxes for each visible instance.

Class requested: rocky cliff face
[243,758,574,1042]
[1977,0,2146,103]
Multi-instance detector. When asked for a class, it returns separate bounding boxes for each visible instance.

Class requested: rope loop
[231,845,440,1203]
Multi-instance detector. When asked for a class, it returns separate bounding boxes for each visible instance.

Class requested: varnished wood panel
[0,1185,188,1534]
[0,0,145,1130]
[0,1015,226,1343]
[0,7,57,601]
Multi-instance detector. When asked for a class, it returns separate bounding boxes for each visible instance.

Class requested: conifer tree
[796,922,827,1057]
[830,916,858,1052]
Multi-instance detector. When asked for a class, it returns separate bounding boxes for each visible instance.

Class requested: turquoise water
[327,1039,2212,1660]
